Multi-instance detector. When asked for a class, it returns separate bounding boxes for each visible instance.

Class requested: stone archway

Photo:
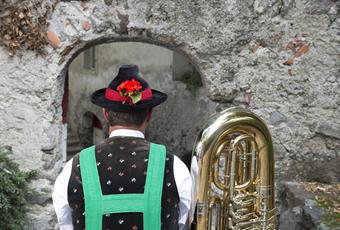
[66,41,217,166]
[47,0,214,178]
[2,2,219,227]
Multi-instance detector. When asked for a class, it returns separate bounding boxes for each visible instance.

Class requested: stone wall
[0,0,339,229]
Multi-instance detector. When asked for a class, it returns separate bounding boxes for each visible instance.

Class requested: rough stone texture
[0,0,339,229]
[278,182,340,230]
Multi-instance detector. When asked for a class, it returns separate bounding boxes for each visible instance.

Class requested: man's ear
[102,108,109,121]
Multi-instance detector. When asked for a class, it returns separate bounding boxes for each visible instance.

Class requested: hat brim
[91,88,168,112]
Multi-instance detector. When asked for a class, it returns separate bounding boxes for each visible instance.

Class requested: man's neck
[109,125,145,134]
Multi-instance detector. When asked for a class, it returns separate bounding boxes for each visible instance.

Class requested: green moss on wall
[179,70,203,93]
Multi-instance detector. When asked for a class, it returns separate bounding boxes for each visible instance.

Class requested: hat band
[105,87,153,102]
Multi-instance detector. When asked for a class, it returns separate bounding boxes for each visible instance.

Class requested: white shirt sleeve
[173,155,192,230]
[52,159,74,230]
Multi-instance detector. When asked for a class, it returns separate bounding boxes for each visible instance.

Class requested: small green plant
[321,212,340,228]
[305,182,340,228]
[180,70,203,93]
[0,147,37,230]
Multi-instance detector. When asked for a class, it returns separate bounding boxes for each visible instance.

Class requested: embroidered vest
[67,137,180,230]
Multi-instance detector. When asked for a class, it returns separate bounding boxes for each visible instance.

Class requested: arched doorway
[65,42,217,166]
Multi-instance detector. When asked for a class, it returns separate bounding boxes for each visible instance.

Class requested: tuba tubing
[190,107,276,230]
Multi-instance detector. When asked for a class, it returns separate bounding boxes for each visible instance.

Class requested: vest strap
[79,143,166,230]
[143,143,166,230]
[79,145,102,230]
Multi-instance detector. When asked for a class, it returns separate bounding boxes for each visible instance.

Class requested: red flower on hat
[116,78,143,104]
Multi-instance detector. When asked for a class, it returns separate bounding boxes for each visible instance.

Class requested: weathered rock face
[278,182,340,230]
[0,0,339,229]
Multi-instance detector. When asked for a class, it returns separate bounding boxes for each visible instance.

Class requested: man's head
[102,108,153,132]
[91,65,166,133]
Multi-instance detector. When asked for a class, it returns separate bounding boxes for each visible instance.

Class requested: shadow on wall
[66,42,217,166]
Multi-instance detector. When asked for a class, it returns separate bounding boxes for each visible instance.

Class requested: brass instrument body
[191,107,276,230]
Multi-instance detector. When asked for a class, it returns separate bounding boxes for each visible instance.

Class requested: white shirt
[52,129,192,230]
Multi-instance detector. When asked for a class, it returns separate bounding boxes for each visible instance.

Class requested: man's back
[53,65,192,230]
[67,136,181,230]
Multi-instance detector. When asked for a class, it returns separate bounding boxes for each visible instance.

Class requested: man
[52,65,192,230]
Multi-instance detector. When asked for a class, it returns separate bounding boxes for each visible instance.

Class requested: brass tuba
[190,107,276,230]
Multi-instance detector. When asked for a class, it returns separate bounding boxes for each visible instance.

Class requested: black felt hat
[91,65,167,112]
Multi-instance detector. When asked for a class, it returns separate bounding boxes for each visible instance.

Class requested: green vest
[79,143,166,230]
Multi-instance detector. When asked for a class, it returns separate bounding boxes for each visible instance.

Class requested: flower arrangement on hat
[116,78,143,105]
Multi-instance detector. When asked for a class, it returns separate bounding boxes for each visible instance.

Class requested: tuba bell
[190,107,277,230]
